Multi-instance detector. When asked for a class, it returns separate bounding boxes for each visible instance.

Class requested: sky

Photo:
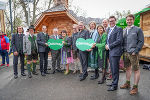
[71,0,150,18]
[1,0,150,18]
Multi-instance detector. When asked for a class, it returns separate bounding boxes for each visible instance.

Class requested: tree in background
[5,0,54,35]
[69,0,87,17]
[113,10,131,20]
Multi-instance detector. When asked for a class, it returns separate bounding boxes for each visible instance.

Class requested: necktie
[56,35,58,39]
[107,29,112,44]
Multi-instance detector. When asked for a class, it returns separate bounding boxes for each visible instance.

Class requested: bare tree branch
[19,0,28,25]
[48,0,53,9]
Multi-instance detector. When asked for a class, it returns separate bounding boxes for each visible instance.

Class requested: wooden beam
[140,55,150,62]
[35,11,67,28]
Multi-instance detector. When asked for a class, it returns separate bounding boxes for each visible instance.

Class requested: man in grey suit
[12,26,26,79]
[105,16,123,91]
[77,21,90,81]
[50,28,62,74]
[37,25,50,76]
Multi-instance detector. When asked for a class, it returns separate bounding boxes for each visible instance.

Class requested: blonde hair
[89,21,96,29]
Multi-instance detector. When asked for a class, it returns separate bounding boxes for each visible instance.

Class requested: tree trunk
[48,0,53,9]
[19,0,28,26]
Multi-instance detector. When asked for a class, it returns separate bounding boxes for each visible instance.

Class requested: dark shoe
[107,84,112,87]
[32,71,38,75]
[56,68,62,72]
[44,71,50,74]
[28,74,32,78]
[21,73,26,76]
[90,74,99,80]
[14,75,18,79]
[79,73,88,81]
[98,78,106,84]
[41,72,46,76]
[107,86,118,91]
[50,70,56,74]
[79,73,83,77]
[80,76,86,81]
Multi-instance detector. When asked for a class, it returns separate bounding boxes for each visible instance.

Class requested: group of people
[8,14,144,95]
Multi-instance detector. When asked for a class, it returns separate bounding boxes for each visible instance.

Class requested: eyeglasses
[109,20,115,22]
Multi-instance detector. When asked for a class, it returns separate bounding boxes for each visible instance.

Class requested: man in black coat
[37,25,50,76]
[11,26,26,79]
[77,21,90,81]
[71,24,82,74]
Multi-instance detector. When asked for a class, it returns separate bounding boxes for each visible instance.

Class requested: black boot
[90,69,99,80]
[27,64,32,78]
[98,69,106,84]
[28,74,32,78]
[98,77,106,84]
[80,72,88,81]
[50,68,56,74]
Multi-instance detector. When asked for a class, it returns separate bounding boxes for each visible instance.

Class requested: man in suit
[71,24,82,74]
[120,14,144,95]
[37,25,50,76]
[103,19,112,80]
[105,16,123,91]
[50,28,62,74]
[102,19,109,32]
[77,21,90,81]
[12,26,26,79]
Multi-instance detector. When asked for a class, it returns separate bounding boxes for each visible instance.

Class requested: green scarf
[28,35,37,50]
[63,36,69,47]
[28,35,36,42]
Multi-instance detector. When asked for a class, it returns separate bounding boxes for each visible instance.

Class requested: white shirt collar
[127,25,134,30]
[43,32,47,34]
[110,25,116,30]
[108,25,116,34]
[30,34,33,37]
[126,25,134,35]
[53,34,58,36]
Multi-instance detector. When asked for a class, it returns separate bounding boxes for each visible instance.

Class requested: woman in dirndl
[88,21,99,80]
[61,30,74,75]
[94,25,107,84]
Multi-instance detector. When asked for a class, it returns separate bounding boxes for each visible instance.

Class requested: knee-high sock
[27,64,31,75]
[33,63,37,72]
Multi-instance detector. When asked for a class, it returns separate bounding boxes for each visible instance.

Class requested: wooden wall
[140,11,150,61]
[35,15,76,36]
